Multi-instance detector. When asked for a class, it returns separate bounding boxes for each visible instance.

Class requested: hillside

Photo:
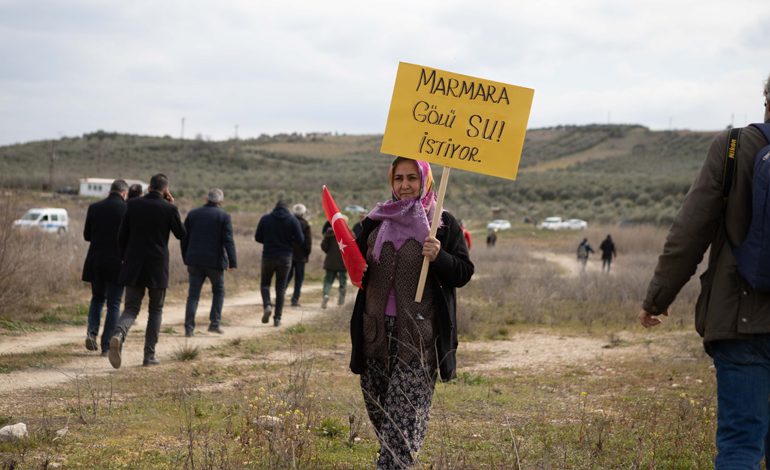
[0,125,719,225]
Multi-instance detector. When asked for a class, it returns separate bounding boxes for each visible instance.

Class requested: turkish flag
[322,186,366,289]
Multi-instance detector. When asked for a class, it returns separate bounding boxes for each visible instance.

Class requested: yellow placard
[381,62,534,181]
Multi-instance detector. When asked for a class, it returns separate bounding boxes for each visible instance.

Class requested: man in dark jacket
[181,188,237,337]
[640,74,770,467]
[286,203,312,307]
[599,234,617,273]
[82,179,128,355]
[109,173,185,369]
[255,200,304,327]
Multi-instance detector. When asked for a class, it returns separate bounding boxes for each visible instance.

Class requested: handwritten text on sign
[381,63,534,181]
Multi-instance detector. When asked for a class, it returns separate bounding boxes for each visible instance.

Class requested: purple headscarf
[366,158,437,261]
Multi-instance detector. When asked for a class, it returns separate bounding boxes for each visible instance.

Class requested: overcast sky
[2,0,770,145]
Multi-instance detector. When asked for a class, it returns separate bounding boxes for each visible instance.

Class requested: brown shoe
[108,335,122,369]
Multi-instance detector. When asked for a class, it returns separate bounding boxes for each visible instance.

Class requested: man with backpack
[640,74,770,468]
[576,238,593,273]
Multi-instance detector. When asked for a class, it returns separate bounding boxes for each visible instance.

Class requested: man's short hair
[292,203,306,216]
[149,173,169,191]
[208,188,224,204]
[110,179,128,193]
[128,184,143,199]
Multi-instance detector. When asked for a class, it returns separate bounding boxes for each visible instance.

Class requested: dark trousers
[87,279,124,352]
[602,256,613,272]
[260,256,292,321]
[286,260,306,304]
[114,285,166,359]
[184,265,225,333]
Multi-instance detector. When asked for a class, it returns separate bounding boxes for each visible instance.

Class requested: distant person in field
[320,214,348,309]
[350,157,474,468]
[640,73,770,468]
[82,179,128,356]
[286,203,312,307]
[576,238,594,273]
[459,220,472,250]
[109,173,185,369]
[180,188,237,337]
[486,229,497,247]
[255,199,304,327]
[599,234,617,273]
[127,184,143,199]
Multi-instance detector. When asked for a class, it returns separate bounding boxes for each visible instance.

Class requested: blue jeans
[260,256,292,321]
[184,265,225,333]
[287,260,306,305]
[711,338,770,469]
[87,279,124,352]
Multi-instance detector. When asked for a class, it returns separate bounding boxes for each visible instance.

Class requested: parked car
[344,204,367,215]
[538,216,564,230]
[486,219,512,231]
[563,218,588,230]
[13,208,69,234]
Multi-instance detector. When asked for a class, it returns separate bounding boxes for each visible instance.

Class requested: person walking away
[640,73,770,468]
[486,229,497,247]
[82,179,128,356]
[286,203,312,307]
[255,200,304,327]
[181,188,237,337]
[460,220,472,250]
[109,173,185,368]
[577,238,594,273]
[599,234,617,273]
[321,214,348,309]
[350,157,474,468]
[127,184,143,199]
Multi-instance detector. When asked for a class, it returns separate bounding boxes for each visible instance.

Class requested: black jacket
[181,202,237,270]
[350,211,474,382]
[118,191,186,288]
[255,204,304,259]
[321,228,346,271]
[82,192,127,283]
[292,215,312,262]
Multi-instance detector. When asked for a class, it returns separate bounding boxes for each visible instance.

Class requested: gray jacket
[643,125,770,343]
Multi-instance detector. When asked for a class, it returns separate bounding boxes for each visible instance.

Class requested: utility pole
[48,140,56,191]
[181,117,185,140]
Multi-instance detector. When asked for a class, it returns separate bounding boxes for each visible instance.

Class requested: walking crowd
[75,71,770,469]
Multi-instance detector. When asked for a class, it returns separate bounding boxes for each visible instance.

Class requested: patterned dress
[360,228,438,469]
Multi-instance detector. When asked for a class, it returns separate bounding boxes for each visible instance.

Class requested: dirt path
[0,284,326,393]
[530,250,610,276]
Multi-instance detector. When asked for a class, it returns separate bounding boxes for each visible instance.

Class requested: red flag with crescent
[322,185,366,289]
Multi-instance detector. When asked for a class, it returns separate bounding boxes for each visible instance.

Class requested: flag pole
[415,166,451,303]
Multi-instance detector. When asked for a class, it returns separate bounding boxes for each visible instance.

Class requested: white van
[13,208,69,234]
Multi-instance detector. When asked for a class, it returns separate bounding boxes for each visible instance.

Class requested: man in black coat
[181,188,237,337]
[286,203,312,307]
[255,200,304,327]
[109,173,186,369]
[82,179,128,355]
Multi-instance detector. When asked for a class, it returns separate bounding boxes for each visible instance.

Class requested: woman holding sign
[350,157,473,468]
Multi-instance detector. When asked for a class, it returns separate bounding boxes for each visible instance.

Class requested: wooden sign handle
[415,166,451,303]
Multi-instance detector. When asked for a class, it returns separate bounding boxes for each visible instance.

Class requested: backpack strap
[722,127,742,201]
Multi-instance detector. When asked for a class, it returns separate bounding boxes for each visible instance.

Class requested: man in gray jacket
[640,74,770,468]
